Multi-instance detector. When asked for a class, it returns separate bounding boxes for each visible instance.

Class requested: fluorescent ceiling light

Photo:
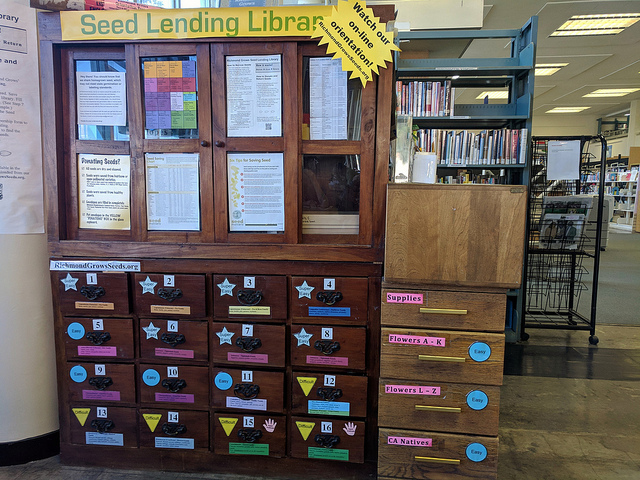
[583,88,640,97]
[551,13,640,36]
[546,107,591,114]
[535,63,569,76]
[476,91,509,99]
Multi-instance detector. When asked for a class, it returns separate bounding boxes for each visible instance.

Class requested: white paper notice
[227,153,284,232]
[0,3,45,234]
[547,140,581,181]
[145,153,200,231]
[226,55,282,137]
[78,154,131,230]
[310,58,347,140]
[76,71,127,126]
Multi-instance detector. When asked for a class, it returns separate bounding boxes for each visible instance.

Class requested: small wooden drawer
[138,364,209,409]
[67,362,135,404]
[139,319,208,362]
[69,405,137,448]
[380,328,504,386]
[213,275,287,320]
[211,322,285,368]
[58,272,129,316]
[381,288,506,332]
[292,372,368,418]
[290,276,368,325]
[290,325,366,371]
[213,413,286,457]
[378,379,500,436]
[63,317,134,360]
[139,409,209,451]
[211,368,285,414]
[378,428,498,479]
[290,416,365,463]
[133,273,206,319]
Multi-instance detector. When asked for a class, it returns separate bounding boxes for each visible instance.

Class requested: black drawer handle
[316,387,343,401]
[161,378,187,393]
[161,423,187,436]
[316,291,343,306]
[314,434,340,449]
[88,376,113,391]
[237,289,263,306]
[90,419,114,433]
[161,332,186,348]
[314,340,341,355]
[85,331,111,346]
[235,336,262,352]
[80,286,105,301]
[234,383,260,400]
[238,428,263,443]
[157,288,183,302]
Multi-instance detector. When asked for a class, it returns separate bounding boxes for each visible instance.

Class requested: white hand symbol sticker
[263,419,277,433]
[343,422,357,436]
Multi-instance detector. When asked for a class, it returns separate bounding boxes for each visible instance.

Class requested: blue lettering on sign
[308,307,351,317]
[466,390,489,411]
[468,342,491,362]
[466,442,488,462]
[142,368,161,387]
[67,322,85,340]
[214,371,233,391]
[70,365,87,383]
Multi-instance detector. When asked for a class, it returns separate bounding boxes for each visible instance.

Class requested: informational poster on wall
[145,153,200,231]
[227,153,284,232]
[76,70,126,127]
[226,55,282,137]
[0,2,45,234]
[78,154,131,230]
[310,58,347,140]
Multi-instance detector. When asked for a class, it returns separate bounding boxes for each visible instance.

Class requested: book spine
[519,128,528,164]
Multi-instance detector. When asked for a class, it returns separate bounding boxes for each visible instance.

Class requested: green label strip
[307,446,349,461]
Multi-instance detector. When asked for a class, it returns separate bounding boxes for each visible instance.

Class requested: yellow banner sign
[60,6,332,41]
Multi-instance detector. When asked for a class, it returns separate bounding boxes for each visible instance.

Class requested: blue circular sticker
[69,365,87,383]
[466,443,488,462]
[468,342,491,362]
[466,390,489,411]
[142,368,161,387]
[214,372,233,391]
[67,322,85,340]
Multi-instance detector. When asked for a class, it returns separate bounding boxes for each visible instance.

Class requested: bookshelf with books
[606,167,639,231]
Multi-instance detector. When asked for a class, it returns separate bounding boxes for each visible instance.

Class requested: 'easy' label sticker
[466,443,488,462]
[69,365,87,383]
[67,322,85,340]
[466,390,489,410]
[215,372,233,391]
[142,368,161,387]
[468,342,491,362]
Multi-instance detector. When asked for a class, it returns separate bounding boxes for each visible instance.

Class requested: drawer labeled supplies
[214,413,286,457]
[63,317,134,360]
[139,364,209,409]
[134,273,206,319]
[213,275,287,320]
[380,328,504,386]
[211,368,285,413]
[211,322,285,368]
[378,379,500,436]
[290,325,366,371]
[378,428,498,480]
[381,288,506,332]
[58,272,129,316]
[67,362,135,404]
[139,319,208,362]
[292,372,368,418]
[139,409,209,450]
[69,406,137,448]
[290,416,365,463]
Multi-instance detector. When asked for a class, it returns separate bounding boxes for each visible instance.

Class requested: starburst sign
[311,0,399,86]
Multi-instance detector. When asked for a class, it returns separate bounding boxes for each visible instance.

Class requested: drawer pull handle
[415,456,460,465]
[316,291,343,306]
[420,307,468,315]
[157,288,183,302]
[236,336,262,352]
[161,423,187,436]
[234,383,260,400]
[80,285,105,301]
[238,428,263,443]
[90,419,114,433]
[161,378,187,393]
[315,434,340,449]
[88,376,113,391]
[237,289,263,306]
[418,355,466,363]
[415,405,462,413]
[314,340,341,355]
[85,331,111,346]
[317,387,343,401]
[161,332,186,348]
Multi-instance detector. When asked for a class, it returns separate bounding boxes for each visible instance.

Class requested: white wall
[532,113,599,137]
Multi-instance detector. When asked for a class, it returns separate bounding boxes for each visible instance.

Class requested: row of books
[415,128,528,166]
[396,80,455,117]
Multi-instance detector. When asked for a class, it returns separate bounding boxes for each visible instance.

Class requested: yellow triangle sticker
[143,413,163,432]
[297,377,317,397]
[218,417,239,437]
[296,421,316,441]
[72,408,91,427]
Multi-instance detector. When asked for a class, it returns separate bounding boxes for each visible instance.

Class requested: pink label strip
[385,385,441,395]
[387,436,432,447]
[386,292,424,304]
[388,334,446,347]
[78,346,117,356]
[155,393,195,403]
[227,352,269,364]
[306,355,349,366]
[82,390,121,401]
[155,348,195,359]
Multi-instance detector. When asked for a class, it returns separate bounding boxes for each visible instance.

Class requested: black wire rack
[521,135,607,345]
